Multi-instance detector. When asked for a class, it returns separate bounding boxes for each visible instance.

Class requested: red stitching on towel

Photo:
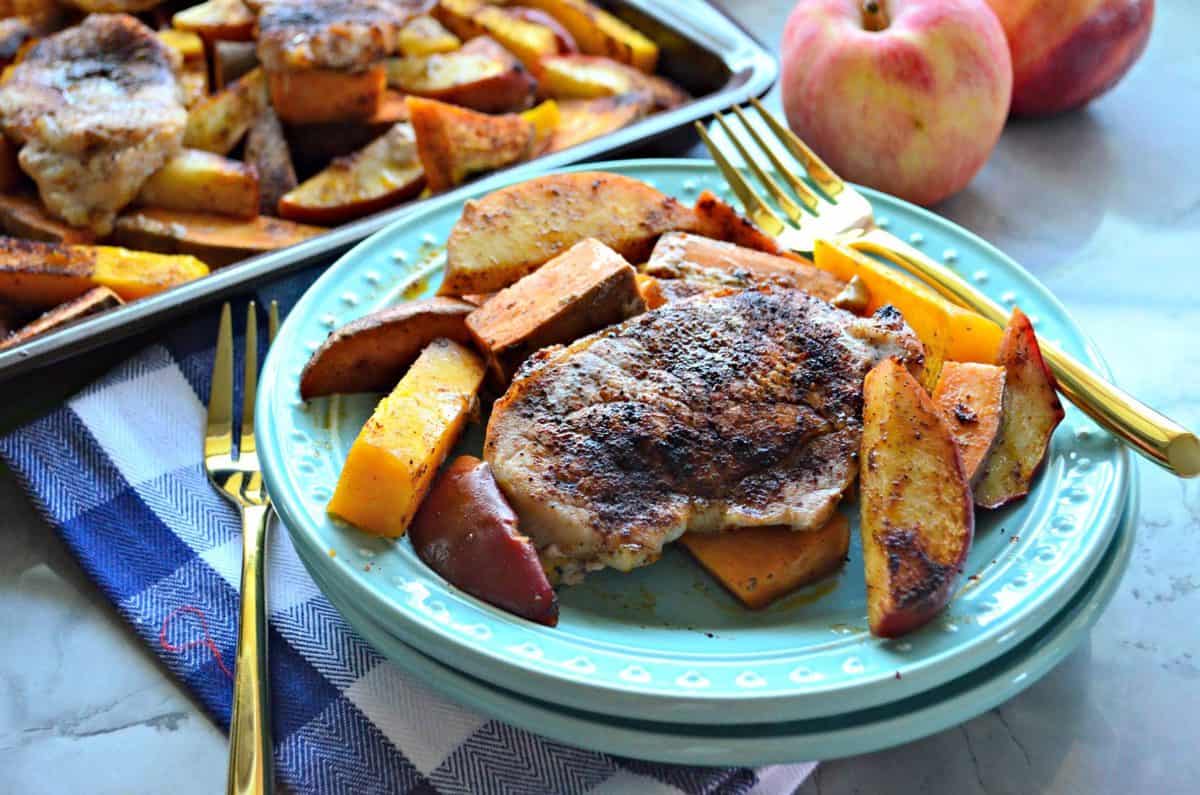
[160,606,234,681]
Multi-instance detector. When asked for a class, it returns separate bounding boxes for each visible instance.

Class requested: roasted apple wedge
[300,297,476,399]
[244,107,298,216]
[183,67,269,155]
[0,194,97,245]
[680,515,850,610]
[398,15,462,56]
[385,46,536,113]
[546,94,649,152]
[410,455,559,626]
[517,0,659,72]
[974,308,1066,508]
[136,149,260,219]
[440,171,701,295]
[111,209,324,268]
[537,54,687,109]
[327,338,487,538]
[278,123,426,225]
[406,96,534,193]
[172,0,256,42]
[932,361,1007,484]
[861,358,974,638]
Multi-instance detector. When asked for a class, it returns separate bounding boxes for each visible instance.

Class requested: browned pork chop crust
[485,288,924,582]
[256,0,428,72]
[0,14,186,233]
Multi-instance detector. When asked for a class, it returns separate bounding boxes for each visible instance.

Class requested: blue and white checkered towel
[0,267,814,795]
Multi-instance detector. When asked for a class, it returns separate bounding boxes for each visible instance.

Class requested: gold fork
[696,99,1199,478]
[205,300,280,795]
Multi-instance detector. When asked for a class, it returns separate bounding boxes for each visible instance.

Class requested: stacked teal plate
[258,161,1132,755]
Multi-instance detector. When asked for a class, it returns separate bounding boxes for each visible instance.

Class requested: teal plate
[259,159,1130,725]
[292,479,1136,766]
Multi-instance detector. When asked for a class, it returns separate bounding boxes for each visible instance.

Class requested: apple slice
[861,358,974,638]
[410,455,559,626]
[384,48,535,113]
[300,297,476,399]
[974,308,1065,508]
[932,361,1006,484]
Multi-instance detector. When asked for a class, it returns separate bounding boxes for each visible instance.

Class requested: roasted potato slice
[974,309,1065,508]
[111,209,324,268]
[184,67,268,155]
[861,358,973,638]
[466,238,644,382]
[267,65,387,124]
[136,149,260,219]
[278,123,426,225]
[516,0,658,72]
[410,455,559,626]
[172,0,255,42]
[406,96,534,193]
[680,515,850,610]
[0,286,121,351]
[546,94,649,152]
[0,193,95,244]
[300,296,475,399]
[244,107,298,216]
[441,171,701,295]
[398,15,462,56]
[932,362,1007,484]
[385,48,536,113]
[645,231,847,302]
[814,239,1003,366]
[327,338,487,538]
[0,237,209,306]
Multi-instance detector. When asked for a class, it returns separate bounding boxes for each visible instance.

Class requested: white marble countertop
[2,2,1198,793]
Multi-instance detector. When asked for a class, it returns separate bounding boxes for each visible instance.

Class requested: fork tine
[268,300,280,342]
[240,302,258,457]
[749,98,845,199]
[694,121,786,237]
[729,105,822,214]
[205,304,234,461]
[712,111,805,223]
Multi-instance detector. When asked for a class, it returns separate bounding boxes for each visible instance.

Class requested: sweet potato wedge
[111,209,324,268]
[680,514,850,610]
[327,337,487,538]
[406,96,534,193]
[172,0,255,42]
[0,286,121,351]
[213,40,258,90]
[278,123,426,225]
[136,149,259,219]
[932,362,1006,484]
[645,232,847,302]
[516,0,658,72]
[385,49,536,113]
[860,357,974,638]
[244,106,298,216]
[0,237,209,306]
[974,309,1065,508]
[441,171,701,295]
[300,296,475,398]
[284,90,410,173]
[267,65,386,124]
[546,94,648,152]
[466,238,644,382]
[410,455,558,626]
[398,15,462,56]
[0,193,95,245]
[814,239,1003,366]
[184,67,268,155]
[691,191,787,256]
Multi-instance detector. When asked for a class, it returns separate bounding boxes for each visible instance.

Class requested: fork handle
[852,227,1199,478]
[227,503,273,795]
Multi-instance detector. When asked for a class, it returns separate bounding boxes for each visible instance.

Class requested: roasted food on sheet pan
[484,290,923,584]
[0,15,187,234]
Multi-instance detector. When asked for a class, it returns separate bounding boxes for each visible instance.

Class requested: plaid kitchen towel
[0,267,815,795]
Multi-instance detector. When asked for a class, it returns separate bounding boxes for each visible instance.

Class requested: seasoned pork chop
[256,0,426,72]
[485,288,924,583]
[0,15,186,234]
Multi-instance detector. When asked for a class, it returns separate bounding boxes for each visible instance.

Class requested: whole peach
[780,0,1012,206]
[985,0,1153,116]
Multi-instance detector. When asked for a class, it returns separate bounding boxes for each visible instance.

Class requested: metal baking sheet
[0,0,776,381]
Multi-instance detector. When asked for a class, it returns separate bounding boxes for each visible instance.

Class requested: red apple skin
[780,0,1012,206]
[410,456,559,626]
[986,0,1153,117]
